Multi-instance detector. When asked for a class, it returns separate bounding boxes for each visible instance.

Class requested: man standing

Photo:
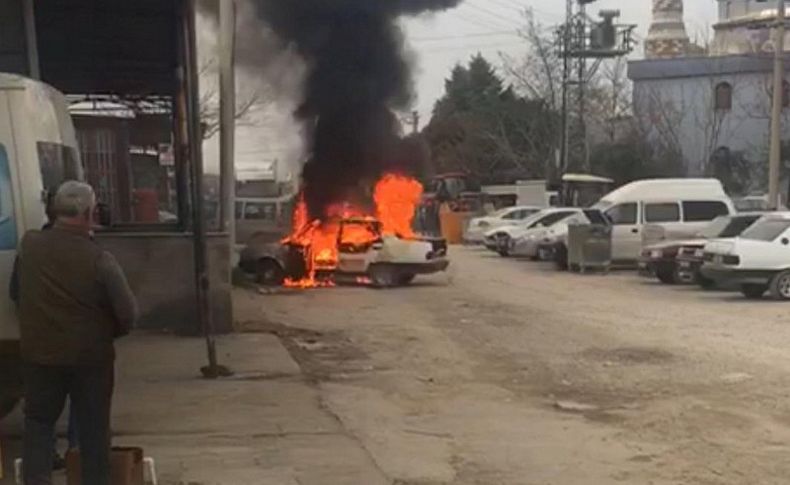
[16,181,138,485]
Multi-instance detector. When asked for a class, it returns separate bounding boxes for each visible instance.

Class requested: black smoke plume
[248,0,462,219]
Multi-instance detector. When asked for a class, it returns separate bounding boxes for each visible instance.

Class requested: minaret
[645,0,691,58]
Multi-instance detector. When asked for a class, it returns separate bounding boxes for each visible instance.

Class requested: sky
[402,0,719,132]
[211,0,720,180]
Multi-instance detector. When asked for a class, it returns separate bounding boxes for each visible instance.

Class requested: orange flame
[282,172,422,288]
[374,173,423,239]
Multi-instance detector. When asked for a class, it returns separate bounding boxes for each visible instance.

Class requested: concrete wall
[629,55,790,178]
[96,232,233,336]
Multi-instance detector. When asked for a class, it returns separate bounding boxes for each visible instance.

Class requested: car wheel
[496,234,511,257]
[369,266,398,288]
[741,283,767,299]
[656,267,677,285]
[397,274,416,286]
[256,258,286,286]
[698,275,716,290]
[769,270,790,301]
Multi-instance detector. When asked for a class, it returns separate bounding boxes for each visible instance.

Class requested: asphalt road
[236,246,790,484]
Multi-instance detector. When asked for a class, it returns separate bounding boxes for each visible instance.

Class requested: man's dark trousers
[23,362,114,485]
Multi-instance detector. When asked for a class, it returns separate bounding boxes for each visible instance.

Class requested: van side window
[644,203,680,223]
[605,203,637,225]
[682,201,729,222]
[244,202,276,221]
[0,144,18,250]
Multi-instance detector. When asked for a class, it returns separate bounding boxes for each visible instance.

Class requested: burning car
[239,217,448,287]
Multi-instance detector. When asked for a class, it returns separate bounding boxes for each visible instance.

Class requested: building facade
[629,0,790,194]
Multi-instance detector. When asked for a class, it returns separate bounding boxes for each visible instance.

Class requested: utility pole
[411,110,420,134]
[219,0,237,242]
[557,1,635,176]
[559,0,573,174]
[769,0,785,210]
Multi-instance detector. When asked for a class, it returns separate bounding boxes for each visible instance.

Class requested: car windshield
[699,217,732,238]
[582,209,608,225]
[718,216,760,238]
[530,211,574,228]
[740,218,790,242]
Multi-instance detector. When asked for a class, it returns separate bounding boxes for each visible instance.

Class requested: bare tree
[198,59,272,140]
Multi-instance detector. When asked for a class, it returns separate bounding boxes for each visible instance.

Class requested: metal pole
[184,0,228,378]
[560,0,573,175]
[219,0,237,242]
[769,0,785,210]
[22,0,40,79]
[578,1,589,172]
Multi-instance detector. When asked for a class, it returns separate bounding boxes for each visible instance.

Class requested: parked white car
[465,205,542,244]
[700,212,790,299]
[536,209,610,264]
[490,208,585,258]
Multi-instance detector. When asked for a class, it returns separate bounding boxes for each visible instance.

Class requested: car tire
[741,283,767,300]
[656,267,677,285]
[769,270,790,301]
[256,258,286,286]
[369,265,398,288]
[496,234,511,257]
[698,275,716,290]
[397,274,416,286]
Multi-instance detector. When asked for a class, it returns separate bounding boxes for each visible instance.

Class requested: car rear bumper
[676,257,702,283]
[638,258,675,277]
[700,265,775,286]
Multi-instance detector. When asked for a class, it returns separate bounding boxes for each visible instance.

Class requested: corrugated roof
[35,0,179,95]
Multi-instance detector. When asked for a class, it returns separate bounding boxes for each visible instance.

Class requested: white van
[0,74,82,415]
[593,179,735,262]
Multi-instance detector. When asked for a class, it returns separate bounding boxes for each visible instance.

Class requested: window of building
[0,144,18,250]
[682,201,729,222]
[644,203,680,223]
[605,203,638,225]
[714,82,732,111]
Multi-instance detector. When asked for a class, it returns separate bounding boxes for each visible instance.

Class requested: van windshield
[740,218,790,242]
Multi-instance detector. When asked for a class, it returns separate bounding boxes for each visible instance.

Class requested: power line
[489,0,565,22]
[412,30,519,42]
[420,40,525,54]
[450,11,513,31]
[462,2,522,28]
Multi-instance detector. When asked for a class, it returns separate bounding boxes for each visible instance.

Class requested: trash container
[567,224,612,273]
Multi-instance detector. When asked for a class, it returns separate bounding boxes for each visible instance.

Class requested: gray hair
[53,181,96,218]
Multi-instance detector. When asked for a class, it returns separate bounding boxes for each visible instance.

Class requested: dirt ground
[235,246,790,485]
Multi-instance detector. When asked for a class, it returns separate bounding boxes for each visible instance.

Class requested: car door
[0,142,19,339]
[604,202,640,261]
